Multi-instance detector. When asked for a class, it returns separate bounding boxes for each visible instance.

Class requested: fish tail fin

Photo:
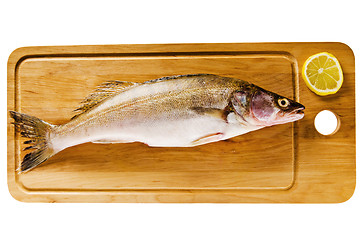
[10,111,55,172]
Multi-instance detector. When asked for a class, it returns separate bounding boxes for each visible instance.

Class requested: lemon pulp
[302,52,343,96]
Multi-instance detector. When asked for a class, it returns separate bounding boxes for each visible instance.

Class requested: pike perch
[10,74,305,172]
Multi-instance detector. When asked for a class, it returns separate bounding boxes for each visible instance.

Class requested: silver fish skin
[10,74,305,172]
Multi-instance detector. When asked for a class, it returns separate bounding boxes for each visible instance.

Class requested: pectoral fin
[231,91,249,117]
[190,132,224,146]
[191,107,228,122]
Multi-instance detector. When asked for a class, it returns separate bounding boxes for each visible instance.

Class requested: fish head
[232,87,305,127]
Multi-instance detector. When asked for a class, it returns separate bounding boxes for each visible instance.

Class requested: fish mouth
[288,106,305,120]
[292,107,305,115]
[288,100,305,115]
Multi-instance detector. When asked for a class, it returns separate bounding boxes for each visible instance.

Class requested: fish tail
[10,111,55,172]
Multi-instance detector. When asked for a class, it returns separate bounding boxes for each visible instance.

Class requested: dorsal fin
[143,74,212,84]
[71,80,139,119]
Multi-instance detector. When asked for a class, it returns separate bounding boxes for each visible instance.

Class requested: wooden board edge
[7,47,20,202]
[5,42,356,55]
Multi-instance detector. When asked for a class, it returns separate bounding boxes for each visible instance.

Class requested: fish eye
[278,98,289,108]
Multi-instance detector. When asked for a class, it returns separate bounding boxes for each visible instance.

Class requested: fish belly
[52,112,263,151]
[96,115,228,147]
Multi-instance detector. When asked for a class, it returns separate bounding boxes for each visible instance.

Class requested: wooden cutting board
[7,43,355,203]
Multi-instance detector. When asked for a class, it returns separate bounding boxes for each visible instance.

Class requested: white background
[1,1,360,239]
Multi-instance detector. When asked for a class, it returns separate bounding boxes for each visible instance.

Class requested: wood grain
[7,43,355,202]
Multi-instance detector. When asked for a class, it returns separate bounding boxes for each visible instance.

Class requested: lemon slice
[302,52,343,96]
